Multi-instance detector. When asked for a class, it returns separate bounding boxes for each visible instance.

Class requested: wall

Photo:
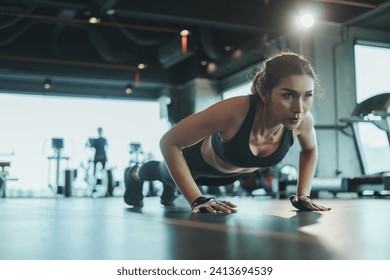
[166,78,220,124]
[186,78,221,113]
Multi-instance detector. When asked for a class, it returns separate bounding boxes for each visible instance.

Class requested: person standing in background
[90,127,108,175]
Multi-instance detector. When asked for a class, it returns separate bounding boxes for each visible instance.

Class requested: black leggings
[138,141,241,188]
[138,160,241,189]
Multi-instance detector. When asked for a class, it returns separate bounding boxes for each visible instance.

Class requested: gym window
[353,43,390,175]
[0,93,169,192]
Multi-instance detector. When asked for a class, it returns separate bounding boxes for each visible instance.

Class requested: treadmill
[340,93,390,195]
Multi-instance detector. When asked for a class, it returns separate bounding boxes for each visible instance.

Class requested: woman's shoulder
[216,95,252,116]
[204,95,252,136]
[194,95,251,131]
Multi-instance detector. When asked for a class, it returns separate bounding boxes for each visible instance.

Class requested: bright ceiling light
[180,30,190,36]
[299,13,315,28]
[89,17,101,24]
[44,79,51,90]
[125,85,133,94]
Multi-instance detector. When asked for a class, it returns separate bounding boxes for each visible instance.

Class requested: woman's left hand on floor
[289,195,331,211]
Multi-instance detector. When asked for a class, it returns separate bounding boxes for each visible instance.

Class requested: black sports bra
[211,94,294,168]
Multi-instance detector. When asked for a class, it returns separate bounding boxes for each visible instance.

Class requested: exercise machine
[340,93,390,196]
[47,138,69,194]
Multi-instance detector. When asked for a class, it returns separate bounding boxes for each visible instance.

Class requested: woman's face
[268,74,314,129]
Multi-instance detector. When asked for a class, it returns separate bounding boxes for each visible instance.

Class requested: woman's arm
[159,131,202,205]
[159,97,247,212]
[296,113,317,197]
[292,113,331,211]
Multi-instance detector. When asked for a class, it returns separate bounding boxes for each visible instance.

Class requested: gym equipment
[0,162,9,198]
[340,93,390,196]
[277,164,342,198]
[0,151,17,198]
[239,168,275,196]
[83,138,97,185]
[46,138,69,194]
[106,169,115,197]
[88,138,96,147]
[0,174,5,198]
[64,169,77,197]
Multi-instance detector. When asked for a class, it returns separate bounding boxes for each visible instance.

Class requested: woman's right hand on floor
[191,196,238,214]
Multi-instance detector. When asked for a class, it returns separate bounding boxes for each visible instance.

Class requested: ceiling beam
[114,9,282,34]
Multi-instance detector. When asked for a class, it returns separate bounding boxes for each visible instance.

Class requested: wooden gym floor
[0,196,390,260]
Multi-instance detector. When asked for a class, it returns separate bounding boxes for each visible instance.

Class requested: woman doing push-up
[124,51,331,213]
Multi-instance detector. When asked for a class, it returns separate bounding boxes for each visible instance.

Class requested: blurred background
[0,0,389,199]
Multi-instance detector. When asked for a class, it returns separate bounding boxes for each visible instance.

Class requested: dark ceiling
[0,0,389,99]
